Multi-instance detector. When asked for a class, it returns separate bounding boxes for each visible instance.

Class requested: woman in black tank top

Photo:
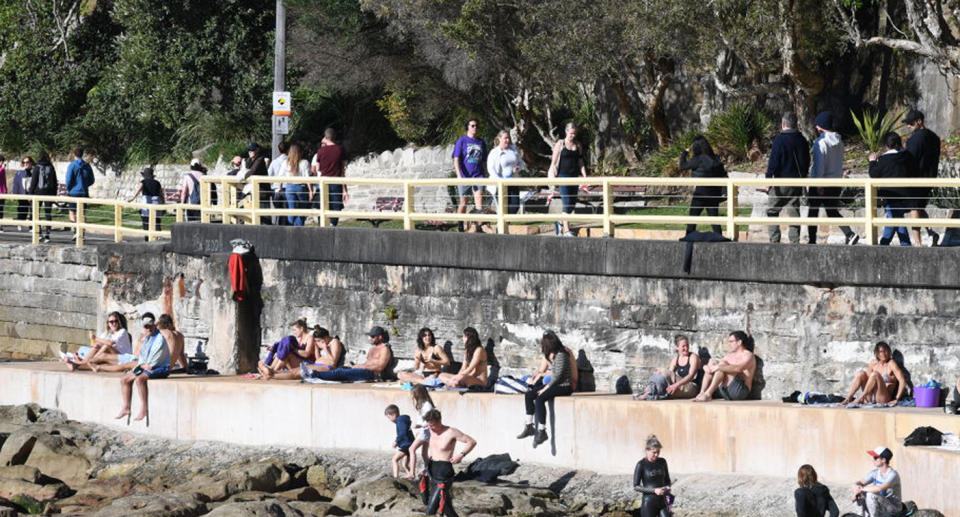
[548,123,587,236]
[667,335,701,399]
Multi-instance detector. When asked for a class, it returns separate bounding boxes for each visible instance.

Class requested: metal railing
[0,194,186,245]
[198,175,960,245]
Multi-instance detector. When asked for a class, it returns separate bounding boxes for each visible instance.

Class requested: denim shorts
[458,185,485,197]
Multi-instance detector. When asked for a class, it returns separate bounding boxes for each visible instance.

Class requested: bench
[359,197,457,231]
[518,185,647,214]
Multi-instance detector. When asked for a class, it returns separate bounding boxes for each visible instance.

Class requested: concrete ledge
[165,224,960,289]
[1,362,957,514]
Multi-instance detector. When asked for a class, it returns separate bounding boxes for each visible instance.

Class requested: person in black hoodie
[869,132,913,246]
[765,112,810,243]
[794,464,839,517]
[680,135,726,235]
[903,109,941,246]
[242,142,271,225]
[29,151,58,243]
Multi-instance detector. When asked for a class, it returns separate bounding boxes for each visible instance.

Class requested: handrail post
[496,179,506,234]
[200,178,211,223]
[227,180,236,224]
[318,180,329,227]
[726,178,738,240]
[31,197,40,245]
[114,204,123,242]
[864,179,876,245]
[75,200,84,246]
[251,180,261,225]
[602,179,613,237]
[148,206,157,241]
[403,181,414,231]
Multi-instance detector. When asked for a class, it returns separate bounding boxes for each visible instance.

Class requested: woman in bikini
[841,341,907,405]
[439,327,488,388]
[397,327,450,384]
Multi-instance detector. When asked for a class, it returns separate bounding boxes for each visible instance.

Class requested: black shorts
[398,446,410,456]
[718,376,750,401]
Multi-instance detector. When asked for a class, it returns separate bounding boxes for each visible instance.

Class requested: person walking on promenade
[853,447,902,516]
[869,132,913,246]
[29,153,57,241]
[487,130,526,215]
[807,111,858,245]
[313,128,348,226]
[693,331,756,402]
[517,331,573,448]
[633,434,673,517]
[765,113,809,243]
[11,156,34,231]
[840,341,906,405]
[903,109,942,246]
[424,409,476,517]
[266,141,290,226]
[242,142,271,225]
[283,143,310,226]
[0,154,7,227]
[65,147,95,230]
[129,167,165,239]
[548,122,588,237]
[795,464,839,517]
[452,119,487,232]
[679,135,726,235]
[180,159,207,222]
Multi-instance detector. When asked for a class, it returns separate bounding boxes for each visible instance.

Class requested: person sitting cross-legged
[301,326,392,382]
[693,331,756,402]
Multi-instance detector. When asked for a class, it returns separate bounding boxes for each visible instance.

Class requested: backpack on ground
[494,375,530,394]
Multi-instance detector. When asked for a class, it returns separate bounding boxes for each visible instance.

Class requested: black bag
[615,375,632,394]
[903,426,943,446]
[458,453,518,482]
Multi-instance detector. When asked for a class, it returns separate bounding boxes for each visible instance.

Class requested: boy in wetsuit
[423,409,477,517]
[385,404,414,478]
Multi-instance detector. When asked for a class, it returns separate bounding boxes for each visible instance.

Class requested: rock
[205,500,304,516]
[51,476,136,511]
[345,474,422,515]
[227,460,294,493]
[96,459,147,479]
[0,431,36,466]
[913,511,945,517]
[0,477,71,502]
[275,486,326,502]
[306,464,337,497]
[451,482,567,517]
[0,405,40,425]
[24,433,91,486]
[90,493,208,517]
[0,465,40,484]
[225,491,274,503]
[288,500,351,515]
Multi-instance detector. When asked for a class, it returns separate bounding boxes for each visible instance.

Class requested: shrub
[706,104,773,160]
[640,131,697,177]
[851,109,903,153]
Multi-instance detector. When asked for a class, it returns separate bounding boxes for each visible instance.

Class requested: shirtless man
[424,409,477,517]
[438,327,488,388]
[693,331,756,402]
[303,326,392,382]
[157,314,187,372]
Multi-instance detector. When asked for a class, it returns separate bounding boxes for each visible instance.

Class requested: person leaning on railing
[868,132,913,246]
[29,152,57,242]
[679,135,726,236]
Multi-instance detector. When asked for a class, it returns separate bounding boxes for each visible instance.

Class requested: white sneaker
[563,231,575,237]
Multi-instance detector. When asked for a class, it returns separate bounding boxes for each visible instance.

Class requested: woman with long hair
[517,330,573,447]
[406,384,437,477]
[840,342,907,405]
[284,143,311,226]
[547,123,587,236]
[64,311,133,371]
[487,130,526,215]
[794,464,839,517]
[397,327,450,384]
[679,135,726,235]
[439,327,488,388]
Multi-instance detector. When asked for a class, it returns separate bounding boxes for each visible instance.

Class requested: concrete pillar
[206,252,262,374]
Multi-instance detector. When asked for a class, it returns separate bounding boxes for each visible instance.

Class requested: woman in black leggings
[679,135,726,235]
[633,434,673,517]
[548,123,587,236]
[516,331,573,447]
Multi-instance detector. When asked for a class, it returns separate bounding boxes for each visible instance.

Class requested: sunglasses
[107,319,118,324]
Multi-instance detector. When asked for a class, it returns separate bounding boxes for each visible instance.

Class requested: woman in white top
[486,130,526,215]
[64,311,134,371]
[406,384,436,478]
[283,143,311,226]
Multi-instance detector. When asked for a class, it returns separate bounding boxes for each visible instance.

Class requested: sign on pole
[273,115,290,135]
[273,91,291,116]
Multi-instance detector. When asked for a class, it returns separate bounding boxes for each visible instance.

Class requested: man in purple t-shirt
[452,119,488,228]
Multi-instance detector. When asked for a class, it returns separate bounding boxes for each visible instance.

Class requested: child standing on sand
[385,404,415,478]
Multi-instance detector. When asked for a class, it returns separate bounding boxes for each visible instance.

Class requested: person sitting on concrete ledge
[853,446,902,516]
[262,325,345,381]
[840,342,906,406]
[517,331,573,447]
[64,311,133,371]
[693,331,756,402]
[525,336,579,392]
[301,326,392,382]
[115,313,171,423]
[636,334,702,400]
[157,314,187,373]
[398,327,450,384]
[438,327,488,389]
[258,318,316,378]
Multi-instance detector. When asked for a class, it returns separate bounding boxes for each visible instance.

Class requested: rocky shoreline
[0,404,945,516]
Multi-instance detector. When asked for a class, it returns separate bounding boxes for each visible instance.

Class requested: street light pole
[272,0,286,160]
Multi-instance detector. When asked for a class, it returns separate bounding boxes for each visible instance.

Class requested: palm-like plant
[851,109,903,153]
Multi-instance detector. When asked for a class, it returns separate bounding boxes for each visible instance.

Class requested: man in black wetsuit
[633,434,672,517]
[423,409,476,517]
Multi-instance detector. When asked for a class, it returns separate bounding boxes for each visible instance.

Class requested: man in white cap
[853,446,902,516]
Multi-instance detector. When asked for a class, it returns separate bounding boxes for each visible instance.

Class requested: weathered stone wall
[0,244,101,358]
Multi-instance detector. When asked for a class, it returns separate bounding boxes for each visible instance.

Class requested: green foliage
[851,109,903,153]
[641,131,697,177]
[706,104,773,160]
[10,493,44,514]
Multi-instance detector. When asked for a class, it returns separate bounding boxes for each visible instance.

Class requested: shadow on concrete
[548,470,577,494]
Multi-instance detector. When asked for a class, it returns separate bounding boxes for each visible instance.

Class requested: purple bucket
[914,386,941,408]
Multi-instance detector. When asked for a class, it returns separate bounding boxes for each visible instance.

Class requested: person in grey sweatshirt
[807,111,858,245]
